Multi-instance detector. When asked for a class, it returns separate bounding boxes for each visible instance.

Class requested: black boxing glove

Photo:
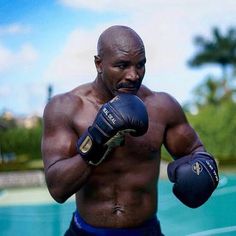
[77,94,149,165]
[167,152,219,208]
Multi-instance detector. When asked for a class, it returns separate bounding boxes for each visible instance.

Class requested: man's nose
[125,66,139,81]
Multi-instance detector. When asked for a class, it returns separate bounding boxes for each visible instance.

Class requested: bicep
[161,94,204,158]
[41,127,78,169]
[164,123,204,158]
[41,101,78,170]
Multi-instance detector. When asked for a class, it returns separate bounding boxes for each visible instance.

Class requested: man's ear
[94,55,102,74]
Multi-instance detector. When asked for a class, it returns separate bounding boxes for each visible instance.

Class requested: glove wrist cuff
[76,129,108,166]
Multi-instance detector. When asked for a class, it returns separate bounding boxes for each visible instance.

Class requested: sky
[0,0,236,117]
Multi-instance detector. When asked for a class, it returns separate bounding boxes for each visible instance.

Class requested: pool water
[0,174,236,236]
[159,174,236,235]
[0,202,75,236]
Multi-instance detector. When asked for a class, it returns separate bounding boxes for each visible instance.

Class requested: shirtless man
[41,25,219,235]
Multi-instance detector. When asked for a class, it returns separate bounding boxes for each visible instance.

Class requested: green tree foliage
[192,75,234,108]
[0,121,42,161]
[188,26,236,105]
[186,27,236,164]
[188,27,236,74]
[187,101,236,163]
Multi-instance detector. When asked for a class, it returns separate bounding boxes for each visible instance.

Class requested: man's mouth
[116,82,140,92]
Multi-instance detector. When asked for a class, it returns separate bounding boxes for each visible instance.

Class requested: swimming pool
[159,174,236,235]
[0,174,235,236]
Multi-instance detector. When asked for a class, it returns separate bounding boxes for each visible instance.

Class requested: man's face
[96,40,146,96]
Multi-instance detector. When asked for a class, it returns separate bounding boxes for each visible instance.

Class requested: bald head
[97,25,145,58]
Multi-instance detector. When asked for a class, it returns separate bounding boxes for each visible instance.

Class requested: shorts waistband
[73,211,162,236]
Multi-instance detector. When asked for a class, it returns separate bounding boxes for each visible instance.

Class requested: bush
[0,124,42,161]
[187,101,236,163]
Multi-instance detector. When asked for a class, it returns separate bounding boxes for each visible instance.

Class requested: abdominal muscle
[76,149,160,228]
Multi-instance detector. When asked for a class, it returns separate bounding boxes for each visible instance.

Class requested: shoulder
[139,85,182,110]
[43,92,79,119]
[138,85,187,124]
[43,83,93,121]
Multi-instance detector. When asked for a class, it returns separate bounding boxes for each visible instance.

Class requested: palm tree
[193,76,225,107]
[188,26,236,103]
[189,27,236,75]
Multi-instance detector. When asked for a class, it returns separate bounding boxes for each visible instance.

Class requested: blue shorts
[64,211,164,236]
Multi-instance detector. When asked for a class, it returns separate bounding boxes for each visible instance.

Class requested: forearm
[45,154,91,203]
[165,123,206,158]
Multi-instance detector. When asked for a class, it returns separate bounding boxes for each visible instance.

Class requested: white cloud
[43,5,197,92]
[0,84,11,97]
[0,23,31,35]
[0,43,38,74]
[0,44,13,73]
[0,82,47,116]
[46,0,236,100]
[2,1,236,116]
[16,44,38,65]
[43,28,101,91]
[59,0,236,15]
[54,0,236,76]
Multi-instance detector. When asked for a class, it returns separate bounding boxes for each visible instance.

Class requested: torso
[69,83,166,227]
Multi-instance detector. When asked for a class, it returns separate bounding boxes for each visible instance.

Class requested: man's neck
[92,77,114,103]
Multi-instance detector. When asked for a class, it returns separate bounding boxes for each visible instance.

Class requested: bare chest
[74,106,165,163]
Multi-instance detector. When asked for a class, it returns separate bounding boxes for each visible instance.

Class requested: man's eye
[117,64,126,69]
[137,62,145,69]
